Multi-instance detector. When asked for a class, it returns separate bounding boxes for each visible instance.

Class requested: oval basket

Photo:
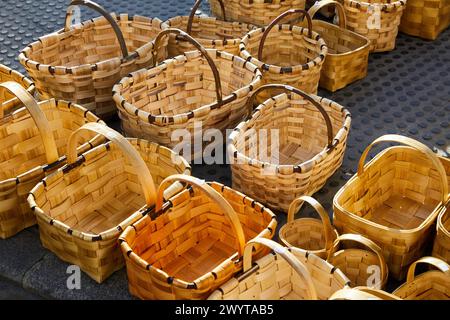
[433,203,450,265]
[0,64,35,111]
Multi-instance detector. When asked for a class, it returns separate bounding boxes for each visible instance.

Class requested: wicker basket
[119,174,277,300]
[208,238,350,300]
[327,234,389,289]
[18,0,168,119]
[0,82,102,239]
[330,287,402,300]
[279,196,338,259]
[28,123,191,283]
[228,84,351,212]
[240,9,327,99]
[165,0,255,57]
[306,0,370,92]
[340,0,406,52]
[113,28,262,162]
[400,0,450,40]
[0,64,34,111]
[433,203,450,265]
[393,257,450,300]
[333,134,450,280]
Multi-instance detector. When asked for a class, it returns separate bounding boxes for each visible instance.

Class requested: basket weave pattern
[0,64,35,111]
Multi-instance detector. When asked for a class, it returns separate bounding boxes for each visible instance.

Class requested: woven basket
[208,238,350,300]
[28,123,191,283]
[330,287,402,300]
[279,196,338,259]
[0,64,34,111]
[327,234,389,289]
[333,135,450,280]
[0,82,102,239]
[165,0,255,57]
[228,84,351,212]
[400,0,450,40]
[18,0,168,119]
[240,9,327,99]
[306,0,370,92]
[393,257,450,300]
[433,203,450,265]
[113,28,262,162]
[340,0,406,52]
[119,175,277,300]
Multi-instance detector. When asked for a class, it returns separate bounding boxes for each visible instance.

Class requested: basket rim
[0,63,35,104]
[392,269,450,297]
[437,203,450,237]
[344,0,407,10]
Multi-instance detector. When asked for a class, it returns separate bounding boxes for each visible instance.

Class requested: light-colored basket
[240,9,327,99]
[113,28,262,162]
[400,0,450,40]
[0,82,102,239]
[208,238,350,300]
[18,0,168,119]
[165,0,255,57]
[279,196,338,259]
[0,64,35,111]
[333,135,450,280]
[28,123,191,283]
[119,175,277,300]
[433,203,450,265]
[393,257,450,300]
[330,286,402,300]
[228,84,351,212]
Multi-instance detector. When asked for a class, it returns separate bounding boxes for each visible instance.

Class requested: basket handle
[358,135,449,203]
[243,238,318,300]
[258,9,313,61]
[406,256,450,283]
[248,84,334,148]
[330,287,402,300]
[67,123,157,207]
[154,28,223,105]
[307,0,347,29]
[187,0,227,34]
[287,196,336,253]
[0,82,59,164]
[155,174,246,256]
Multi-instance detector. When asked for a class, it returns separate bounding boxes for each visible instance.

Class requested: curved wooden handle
[307,0,347,29]
[406,256,450,283]
[0,82,59,164]
[154,28,223,104]
[155,174,245,256]
[358,135,449,203]
[187,0,227,34]
[258,9,313,61]
[243,238,318,300]
[330,287,401,300]
[287,196,336,252]
[67,123,157,207]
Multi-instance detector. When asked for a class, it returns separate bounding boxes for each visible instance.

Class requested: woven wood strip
[433,204,450,265]
[0,64,35,111]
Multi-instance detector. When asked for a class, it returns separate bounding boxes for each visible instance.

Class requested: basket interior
[281,219,328,251]
[395,272,450,300]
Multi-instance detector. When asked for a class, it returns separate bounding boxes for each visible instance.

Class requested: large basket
[113,28,262,162]
[119,175,277,300]
[208,238,350,300]
[400,0,450,40]
[433,203,450,265]
[165,0,255,57]
[18,0,168,119]
[330,287,402,300]
[0,82,102,239]
[333,135,450,280]
[28,124,191,283]
[240,10,327,99]
[228,84,351,212]
[0,64,34,111]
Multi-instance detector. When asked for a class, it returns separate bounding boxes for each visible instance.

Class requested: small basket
[165,0,255,57]
[279,196,338,259]
[400,0,450,40]
[19,0,168,119]
[208,238,350,300]
[327,234,389,289]
[0,82,102,239]
[119,175,277,300]
[240,9,327,99]
[330,287,402,300]
[113,28,262,162]
[228,84,351,212]
[0,64,34,111]
[393,257,450,300]
[333,135,450,280]
[28,123,191,283]
[433,203,450,265]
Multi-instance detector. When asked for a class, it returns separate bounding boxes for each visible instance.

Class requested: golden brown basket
[433,203,450,265]
[240,9,327,99]
[119,174,277,300]
[330,287,402,300]
[113,28,262,162]
[333,135,450,280]
[18,0,168,119]
[0,82,102,239]
[279,196,338,259]
[400,0,450,40]
[28,123,191,283]
[228,84,351,212]
[208,238,350,300]
[165,0,255,57]
[393,257,450,300]
[0,64,34,111]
